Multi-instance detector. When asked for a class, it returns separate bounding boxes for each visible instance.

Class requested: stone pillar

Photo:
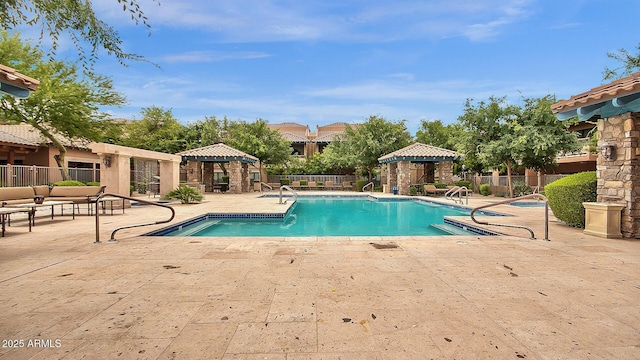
[241,163,250,192]
[159,159,180,197]
[438,161,454,184]
[386,163,398,193]
[397,161,412,195]
[186,160,201,183]
[98,153,131,205]
[229,161,242,194]
[597,112,640,238]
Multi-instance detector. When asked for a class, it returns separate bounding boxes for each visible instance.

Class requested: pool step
[430,223,476,236]
[172,219,221,236]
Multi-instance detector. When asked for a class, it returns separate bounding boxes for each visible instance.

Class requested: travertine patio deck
[1,192,638,359]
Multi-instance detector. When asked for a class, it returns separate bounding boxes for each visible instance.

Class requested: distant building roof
[0,64,40,98]
[0,124,91,149]
[177,143,258,163]
[552,71,640,121]
[279,132,310,143]
[378,143,460,163]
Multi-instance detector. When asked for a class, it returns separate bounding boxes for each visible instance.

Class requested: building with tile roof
[267,122,359,159]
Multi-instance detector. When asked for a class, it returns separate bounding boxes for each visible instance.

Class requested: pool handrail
[362,182,374,193]
[94,193,176,243]
[279,185,298,204]
[445,186,469,205]
[259,182,273,193]
[470,193,549,241]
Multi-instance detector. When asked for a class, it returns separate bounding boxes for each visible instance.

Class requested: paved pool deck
[1,192,638,359]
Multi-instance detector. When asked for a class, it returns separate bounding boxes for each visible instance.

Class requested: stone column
[597,112,640,238]
[229,161,242,194]
[387,163,398,193]
[438,161,454,184]
[241,163,250,192]
[397,160,412,195]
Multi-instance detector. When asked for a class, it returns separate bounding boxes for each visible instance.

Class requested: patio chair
[342,181,353,191]
[325,180,336,190]
[424,184,448,196]
[308,181,317,190]
[291,181,301,190]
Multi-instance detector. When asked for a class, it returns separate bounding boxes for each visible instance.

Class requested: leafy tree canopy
[119,107,187,154]
[603,43,640,81]
[0,30,125,178]
[1,0,157,68]
[415,119,463,151]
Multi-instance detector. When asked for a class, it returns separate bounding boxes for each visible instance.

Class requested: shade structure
[177,143,258,163]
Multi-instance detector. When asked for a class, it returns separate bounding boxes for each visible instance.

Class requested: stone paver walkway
[1,192,638,359]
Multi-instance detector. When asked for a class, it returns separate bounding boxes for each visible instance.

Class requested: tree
[457,95,580,198]
[415,119,462,150]
[225,119,292,181]
[183,116,228,149]
[603,43,640,81]
[0,31,125,179]
[2,0,157,68]
[457,96,520,197]
[119,107,187,154]
[333,115,412,182]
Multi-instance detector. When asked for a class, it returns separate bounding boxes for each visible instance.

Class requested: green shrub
[512,180,532,197]
[545,172,597,228]
[434,182,447,189]
[454,180,471,189]
[409,187,417,196]
[165,186,203,204]
[54,180,85,186]
[280,178,290,185]
[299,179,308,186]
[86,181,101,186]
[479,184,491,196]
[355,179,367,192]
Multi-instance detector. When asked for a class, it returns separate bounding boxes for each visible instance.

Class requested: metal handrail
[259,182,273,192]
[470,193,549,241]
[362,182,374,193]
[94,193,175,243]
[445,186,469,205]
[279,185,298,204]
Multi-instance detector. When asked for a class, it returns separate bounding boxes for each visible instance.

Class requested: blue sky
[58,1,640,134]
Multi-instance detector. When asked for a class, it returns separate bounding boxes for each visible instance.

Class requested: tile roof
[177,143,258,163]
[0,64,40,91]
[279,132,309,143]
[551,71,640,114]
[378,142,460,163]
[314,132,344,143]
[0,124,91,149]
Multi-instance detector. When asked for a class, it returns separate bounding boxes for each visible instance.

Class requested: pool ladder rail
[444,186,469,205]
[279,185,298,204]
[94,193,176,243]
[258,182,273,193]
[362,182,374,193]
[470,193,549,241]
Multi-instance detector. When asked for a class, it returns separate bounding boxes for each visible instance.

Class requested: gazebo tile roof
[378,143,460,163]
[0,64,40,91]
[177,143,258,163]
[551,71,640,113]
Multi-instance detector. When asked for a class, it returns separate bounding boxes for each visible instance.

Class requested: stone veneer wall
[597,112,640,238]
[397,161,412,195]
[438,161,454,184]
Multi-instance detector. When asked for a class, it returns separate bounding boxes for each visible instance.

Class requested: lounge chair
[342,181,353,191]
[423,184,448,196]
[308,181,317,190]
[325,180,336,190]
[291,181,301,190]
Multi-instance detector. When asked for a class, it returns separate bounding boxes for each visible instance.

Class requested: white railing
[445,186,469,205]
[279,185,298,205]
[362,181,374,193]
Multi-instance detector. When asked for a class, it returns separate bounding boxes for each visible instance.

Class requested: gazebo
[378,143,460,195]
[178,143,258,194]
[551,71,640,238]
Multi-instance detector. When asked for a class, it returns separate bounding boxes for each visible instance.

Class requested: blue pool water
[156,197,494,237]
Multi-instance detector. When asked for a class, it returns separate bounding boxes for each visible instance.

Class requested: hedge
[545,171,597,228]
[53,180,86,186]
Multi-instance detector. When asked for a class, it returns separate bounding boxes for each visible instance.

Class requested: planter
[582,202,625,239]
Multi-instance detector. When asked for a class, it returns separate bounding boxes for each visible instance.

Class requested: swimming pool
[150,197,500,237]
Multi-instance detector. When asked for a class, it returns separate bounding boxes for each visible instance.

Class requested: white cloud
[160,51,271,63]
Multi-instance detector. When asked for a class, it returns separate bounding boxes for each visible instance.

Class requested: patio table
[0,207,33,236]
[6,200,75,226]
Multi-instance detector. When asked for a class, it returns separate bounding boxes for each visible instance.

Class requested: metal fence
[471,174,568,192]
[267,174,357,184]
[0,164,100,186]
